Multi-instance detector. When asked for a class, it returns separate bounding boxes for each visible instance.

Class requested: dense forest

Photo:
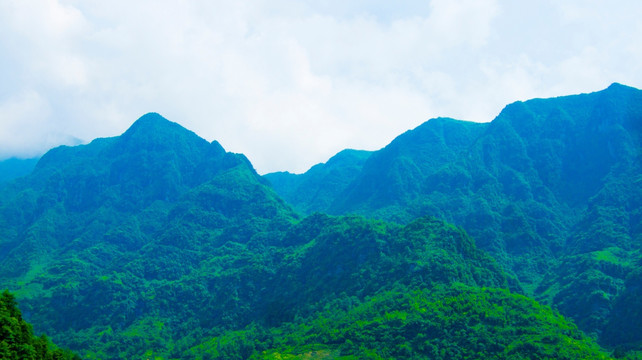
[0,84,640,359]
[266,82,642,347]
[0,289,79,359]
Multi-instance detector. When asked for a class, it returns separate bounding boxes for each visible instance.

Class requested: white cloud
[0,90,54,158]
[427,0,499,48]
[1,0,641,173]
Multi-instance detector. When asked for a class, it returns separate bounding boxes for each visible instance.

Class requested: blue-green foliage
[264,149,372,214]
[0,113,516,358]
[265,83,642,350]
[1,82,640,360]
[0,113,297,358]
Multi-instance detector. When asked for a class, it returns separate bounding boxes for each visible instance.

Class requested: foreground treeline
[0,290,79,360]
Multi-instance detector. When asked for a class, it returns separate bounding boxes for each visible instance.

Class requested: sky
[1,1,641,174]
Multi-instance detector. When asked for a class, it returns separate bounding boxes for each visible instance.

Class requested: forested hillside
[188,285,612,360]
[1,84,639,358]
[265,83,642,353]
[0,113,565,359]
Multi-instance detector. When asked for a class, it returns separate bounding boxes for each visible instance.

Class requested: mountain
[0,112,296,277]
[1,113,603,359]
[0,113,299,358]
[264,149,372,214]
[264,83,642,348]
[0,112,619,359]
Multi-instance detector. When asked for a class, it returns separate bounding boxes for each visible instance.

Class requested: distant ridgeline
[0,157,39,185]
[0,84,639,359]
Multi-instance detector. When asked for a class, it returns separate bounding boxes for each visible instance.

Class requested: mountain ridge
[1,111,523,358]
[0,84,640,358]
[265,83,642,347]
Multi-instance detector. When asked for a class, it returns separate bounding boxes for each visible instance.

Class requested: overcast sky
[1,1,641,174]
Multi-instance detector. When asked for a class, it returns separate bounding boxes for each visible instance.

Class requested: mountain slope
[0,113,544,359]
[0,113,299,358]
[0,113,295,277]
[1,98,636,357]
[332,117,489,221]
[265,149,371,214]
[8,211,515,358]
[251,285,611,360]
[264,83,642,346]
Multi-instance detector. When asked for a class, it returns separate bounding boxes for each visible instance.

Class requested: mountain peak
[118,112,210,153]
[606,82,632,90]
[137,111,166,120]
[125,112,184,134]
[601,82,642,97]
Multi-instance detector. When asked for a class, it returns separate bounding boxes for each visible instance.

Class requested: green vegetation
[3,210,515,358]
[0,289,79,360]
[1,113,517,358]
[1,83,641,358]
[191,285,612,360]
[265,149,372,214]
[265,83,642,349]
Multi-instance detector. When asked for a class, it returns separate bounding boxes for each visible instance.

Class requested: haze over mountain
[0,157,39,185]
[1,85,640,359]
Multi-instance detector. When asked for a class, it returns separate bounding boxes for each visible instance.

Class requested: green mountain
[265,83,642,350]
[0,112,618,359]
[0,112,295,278]
[0,113,298,358]
[265,149,371,214]
[0,112,589,359]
